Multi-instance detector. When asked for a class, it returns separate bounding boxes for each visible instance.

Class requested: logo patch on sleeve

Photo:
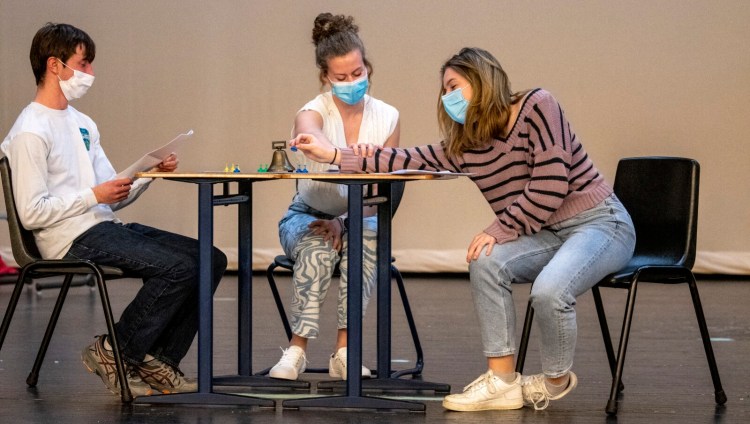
[79,128,90,151]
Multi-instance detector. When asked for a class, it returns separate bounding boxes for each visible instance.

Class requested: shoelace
[278,347,307,368]
[521,374,550,411]
[462,371,497,395]
[170,364,186,377]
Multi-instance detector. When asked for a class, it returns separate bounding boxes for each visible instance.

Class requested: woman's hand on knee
[466,232,497,263]
[308,219,343,251]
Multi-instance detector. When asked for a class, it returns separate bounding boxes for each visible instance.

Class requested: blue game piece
[290,146,298,152]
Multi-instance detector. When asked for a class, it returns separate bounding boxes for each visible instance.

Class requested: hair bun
[312,13,358,46]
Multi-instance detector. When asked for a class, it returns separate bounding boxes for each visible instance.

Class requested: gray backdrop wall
[2,0,749,273]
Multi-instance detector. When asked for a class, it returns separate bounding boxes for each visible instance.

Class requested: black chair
[265,181,424,378]
[515,157,727,415]
[0,157,134,402]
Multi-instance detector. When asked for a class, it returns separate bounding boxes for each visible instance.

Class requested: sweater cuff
[484,221,519,245]
[339,149,362,173]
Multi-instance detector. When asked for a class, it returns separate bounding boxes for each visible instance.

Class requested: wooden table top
[135,170,463,181]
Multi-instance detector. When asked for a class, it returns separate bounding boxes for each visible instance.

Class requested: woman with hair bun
[268,13,400,381]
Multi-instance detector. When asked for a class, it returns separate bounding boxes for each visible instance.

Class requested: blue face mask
[330,74,369,105]
[441,86,469,124]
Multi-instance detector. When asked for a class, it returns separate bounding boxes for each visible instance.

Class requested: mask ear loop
[55,58,74,80]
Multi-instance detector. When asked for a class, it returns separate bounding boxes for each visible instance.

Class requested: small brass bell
[267,140,295,173]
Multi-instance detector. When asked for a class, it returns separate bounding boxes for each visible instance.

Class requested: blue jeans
[469,194,635,377]
[278,197,378,338]
[65,221,227,367]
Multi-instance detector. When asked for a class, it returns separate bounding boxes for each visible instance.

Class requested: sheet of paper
[385,169,474,176]
[116,130,193,179]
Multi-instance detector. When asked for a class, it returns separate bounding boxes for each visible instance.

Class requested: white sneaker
[328,347,372,380]
[269,346,306,380]
[442,371,523,412]
[520,371,578,410]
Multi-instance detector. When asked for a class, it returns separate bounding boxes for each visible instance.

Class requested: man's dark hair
[30,23,95,85]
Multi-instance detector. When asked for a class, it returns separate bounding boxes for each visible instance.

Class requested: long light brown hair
[438,47,527,159]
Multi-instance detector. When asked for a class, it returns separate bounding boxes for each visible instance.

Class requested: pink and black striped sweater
[338,88,613,244]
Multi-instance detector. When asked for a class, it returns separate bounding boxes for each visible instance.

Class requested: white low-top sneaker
[442,370,523,412]
[328,347,371,380]
[520,371,578,410]
[269,346,307,380]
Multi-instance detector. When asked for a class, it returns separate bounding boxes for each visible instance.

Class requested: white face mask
[57,59,95,101]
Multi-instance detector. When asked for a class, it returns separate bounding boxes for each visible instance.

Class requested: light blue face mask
[330,74,369,105]
[441,86,469,124]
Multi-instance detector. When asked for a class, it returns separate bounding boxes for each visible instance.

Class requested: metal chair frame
[515,157,727,415]
[0,157,133,402]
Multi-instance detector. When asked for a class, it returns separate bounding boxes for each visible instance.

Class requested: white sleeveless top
[292,92,398,215]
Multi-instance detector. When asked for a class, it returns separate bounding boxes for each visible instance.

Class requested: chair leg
[515,299,534,374]
[27,274,74,387]
[0,270,31,351]
[389,264,424,378]
[266,261,293,340]
[606,280,639,416]
[259,261,325,376]
[686,275,727,405]
[592,286,624,394]
[92,270,133,403]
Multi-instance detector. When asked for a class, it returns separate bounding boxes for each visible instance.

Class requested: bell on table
[267,140,295,173]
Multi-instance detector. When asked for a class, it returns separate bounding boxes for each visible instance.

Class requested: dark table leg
[318,183,450,395]
[283,184,424,411]
[212,181,307,390]
[137,182,274,406]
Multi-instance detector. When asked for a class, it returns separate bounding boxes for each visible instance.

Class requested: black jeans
[65,221,227,367]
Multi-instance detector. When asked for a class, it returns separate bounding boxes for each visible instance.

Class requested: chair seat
[601,264,694,286]
[26,263,125,278]
[273,255,295,270]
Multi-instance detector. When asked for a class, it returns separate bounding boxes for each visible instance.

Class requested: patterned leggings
[279,200,377,339]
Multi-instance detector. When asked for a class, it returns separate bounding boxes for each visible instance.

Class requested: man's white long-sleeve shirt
[1,102,150,259]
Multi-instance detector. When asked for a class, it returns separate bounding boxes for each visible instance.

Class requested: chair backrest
[389,181,406,218]
[0,156,43,267]
[613,157,699,269]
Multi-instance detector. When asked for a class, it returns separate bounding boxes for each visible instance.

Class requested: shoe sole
[549,371,578,401]
[147,385,195,394]
[442,398,524,412]
[269,372,299,380]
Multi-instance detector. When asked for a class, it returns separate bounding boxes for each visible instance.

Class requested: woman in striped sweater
[290,47,636,412]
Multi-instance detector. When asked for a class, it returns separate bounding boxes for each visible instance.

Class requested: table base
[213,374,310,389]
[133,392,275,407]
[282,394,425,411]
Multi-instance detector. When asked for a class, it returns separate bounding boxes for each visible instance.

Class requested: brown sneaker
[135,358,197,394]
[81,335,153,397]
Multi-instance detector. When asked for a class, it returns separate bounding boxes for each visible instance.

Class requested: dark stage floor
[0,272,747,423]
